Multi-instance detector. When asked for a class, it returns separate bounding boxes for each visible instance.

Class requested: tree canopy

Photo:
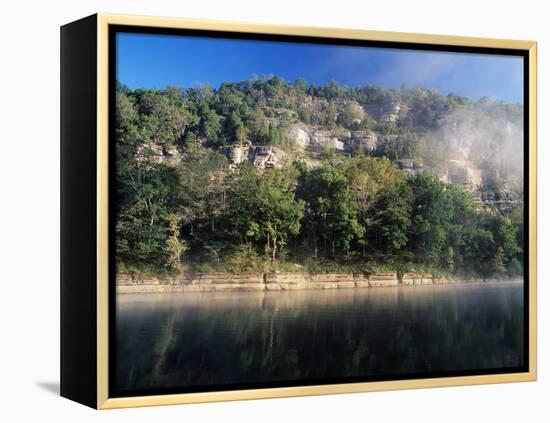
[114,78,524,277]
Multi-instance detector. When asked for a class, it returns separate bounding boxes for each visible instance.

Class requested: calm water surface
[115,281,524,392]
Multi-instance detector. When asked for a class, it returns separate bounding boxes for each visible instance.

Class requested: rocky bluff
[135,90,522,213]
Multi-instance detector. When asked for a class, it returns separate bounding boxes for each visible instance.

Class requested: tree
[258,122,270,143]
[115,92,141,147]
[462,227,495,276]
[294,78,308,95]
[187,84,214,102]
[489,214,520,274]
[346,156,404,256]
[297,164,364,258]
[406,174,454,266]
[298,107,311,124]
[326,101,338,128]
[323,80,344,99]
[165,213,187,271]
[493,246,507,274]
[383,133,420,160]
[114,80,524,277]
[228,111,247,145]
[115,160,181,270]
[259,167,305,262]
[198,103,223,146]
[116,93,138,128]
[224,164,305,262]
[266,76,285,98]
[133,89,196,146]
[373,181,413,253]
[247,108,268,142]
[268,122,282,144]
[176,146,229,236]
[338,102,364,129]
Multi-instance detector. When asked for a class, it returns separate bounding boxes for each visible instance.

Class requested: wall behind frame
[1,0,547,422]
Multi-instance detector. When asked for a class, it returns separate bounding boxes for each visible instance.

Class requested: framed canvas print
[60,14,537,409]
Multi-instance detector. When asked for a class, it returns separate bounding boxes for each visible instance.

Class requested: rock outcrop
[396,159,424,177]
[368,271,399,287]
[364,101,409,124]
[440,159,484,191]
[287,124,379,153]
[223,144,249,166]
[249,146,290,169]
[222,144,290,169]
[135,143,182,165]
[116,271,461,294]
[287,124,311,148]
[308,128,348,151]
[350,131,378,152]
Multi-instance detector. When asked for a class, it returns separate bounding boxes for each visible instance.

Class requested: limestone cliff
[131,86,522,214]
[222,144,290,169]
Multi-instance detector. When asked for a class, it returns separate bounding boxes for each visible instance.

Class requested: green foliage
[268,122,282,144]
[224,164,305,263]
[407,174,455,265]
[294,78,308,95]
[297,163,364,257]
[228,110,247,144]
[115,159,180,269]
[114,79,524,277]
[165,213,187,271]
[382,133,420,160]
[373,181,414,252]
[176,144,229,254]
[198,103,223,146]
[338,102,364,129]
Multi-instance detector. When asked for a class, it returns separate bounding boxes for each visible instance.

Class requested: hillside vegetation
[115,77,524,277]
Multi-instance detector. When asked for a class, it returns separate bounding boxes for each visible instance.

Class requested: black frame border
[107,24,530,399]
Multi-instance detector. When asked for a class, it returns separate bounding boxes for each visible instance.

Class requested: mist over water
[115,282,524,393]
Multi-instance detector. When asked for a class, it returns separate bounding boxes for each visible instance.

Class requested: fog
[422,101,524,192]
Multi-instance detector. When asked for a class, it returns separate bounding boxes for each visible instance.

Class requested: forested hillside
[115,77,524,277]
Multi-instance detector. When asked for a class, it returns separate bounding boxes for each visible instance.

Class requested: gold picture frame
[61,13,537,409]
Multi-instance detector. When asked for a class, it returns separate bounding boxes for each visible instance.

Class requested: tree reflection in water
[115,282,524,392]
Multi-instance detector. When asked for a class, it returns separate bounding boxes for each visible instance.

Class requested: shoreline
[116,271,521,295]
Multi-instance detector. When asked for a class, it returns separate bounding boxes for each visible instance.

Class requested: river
[114,281,524,394]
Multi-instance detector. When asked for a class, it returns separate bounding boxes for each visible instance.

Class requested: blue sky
[116,32,524,103]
